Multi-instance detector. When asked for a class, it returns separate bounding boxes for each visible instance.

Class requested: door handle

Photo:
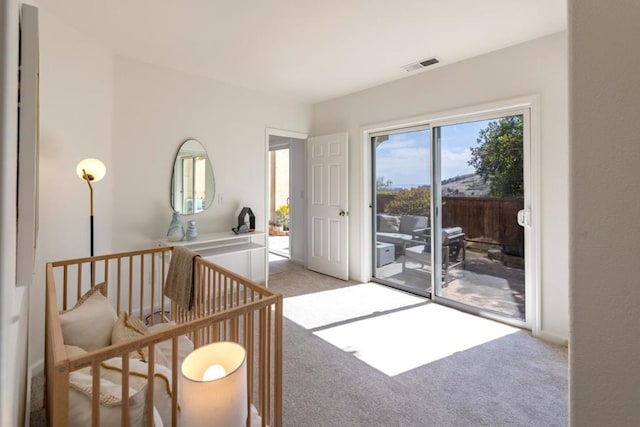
[517,209,530,227]
[339,210,349,217]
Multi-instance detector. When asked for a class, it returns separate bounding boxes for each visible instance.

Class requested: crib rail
[45,247,282,427]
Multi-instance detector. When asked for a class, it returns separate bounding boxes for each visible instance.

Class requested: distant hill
[441,173,490,197]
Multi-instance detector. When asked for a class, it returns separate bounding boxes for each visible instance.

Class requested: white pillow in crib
[148,321,195,370]
[100,356,175,427]
[68,371,149,427]
[60,283,117,351]
[110,311,167,365]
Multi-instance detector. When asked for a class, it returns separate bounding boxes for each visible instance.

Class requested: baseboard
[289,257,305,266]
[536,330,569,347]
[30,359,44,376]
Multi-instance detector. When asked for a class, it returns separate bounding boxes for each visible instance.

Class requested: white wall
[28,7,114,369]
[569,1,640,425]
[111,56,312,252]
[24,27,312,374]
[26,24,312,372]
[311,32,569,340]
[0,0,29,424]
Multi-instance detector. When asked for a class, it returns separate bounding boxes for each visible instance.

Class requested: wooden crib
[45,247,282,427]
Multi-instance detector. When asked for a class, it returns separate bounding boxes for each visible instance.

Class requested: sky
[375,119,492,188]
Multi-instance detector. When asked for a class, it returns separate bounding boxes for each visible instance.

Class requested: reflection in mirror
[171,139,215,214]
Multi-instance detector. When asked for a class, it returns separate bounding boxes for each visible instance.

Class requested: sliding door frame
[430,105,535,330]
[362,95,541,334]
[370,124,432,297]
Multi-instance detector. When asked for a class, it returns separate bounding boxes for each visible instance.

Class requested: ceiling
[31,0,567,103]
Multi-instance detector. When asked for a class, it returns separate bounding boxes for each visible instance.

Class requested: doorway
[267,131,307,267]
[370,105,534,328]
[269,146,291,258]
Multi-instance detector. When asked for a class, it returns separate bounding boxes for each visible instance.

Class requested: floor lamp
[76,158,106,257]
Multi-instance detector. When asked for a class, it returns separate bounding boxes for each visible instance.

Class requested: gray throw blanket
[164,246,200,310]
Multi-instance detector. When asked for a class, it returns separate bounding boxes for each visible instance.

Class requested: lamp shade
[180,341,248,427]
[76,158,106,182]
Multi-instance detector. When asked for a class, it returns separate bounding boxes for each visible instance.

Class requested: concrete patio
[376,248,525,320]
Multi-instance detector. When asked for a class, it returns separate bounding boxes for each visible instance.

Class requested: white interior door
[307,132,349,280]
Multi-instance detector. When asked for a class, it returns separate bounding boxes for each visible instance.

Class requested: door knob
[339,210,349,217]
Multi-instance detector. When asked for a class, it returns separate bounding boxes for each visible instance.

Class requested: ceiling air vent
[402,57,440,72]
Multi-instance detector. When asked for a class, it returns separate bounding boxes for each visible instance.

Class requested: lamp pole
[77,158,105,258]
[82,169,95,257]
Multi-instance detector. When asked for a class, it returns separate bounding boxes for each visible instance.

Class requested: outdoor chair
[402,227,466,284]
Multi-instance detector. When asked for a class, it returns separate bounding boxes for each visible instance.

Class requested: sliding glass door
[371,126,432,297]
[432,112,528,323]
[371,108,531,326]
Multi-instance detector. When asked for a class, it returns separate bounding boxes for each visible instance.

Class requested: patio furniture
[375,241,395,267]
[402,227,466,284]
[376,214,429,255]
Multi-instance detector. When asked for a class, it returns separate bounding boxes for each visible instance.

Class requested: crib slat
[214,272,220,342]
[208,267,214,343]
[91,361,100,427]
[150,253,155,325]
[91,258,96,287]
[140,254,145,319]
[121,355,130,427]
[128,255,133,314]
[104,259,109,290]
[274,295,283,427]
[265,306,272,425]
[162,249,167,320]
[77,264,82,302]
[245,311,254,427]
[146,343,155,427]
[171,336,179,427]
[63,265,68,311]
[259,307,266,420]
[117,257,122,313]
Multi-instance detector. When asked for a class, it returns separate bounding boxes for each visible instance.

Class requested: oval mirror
[171,139,215,214]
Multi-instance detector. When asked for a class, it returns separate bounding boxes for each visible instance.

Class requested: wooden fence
[377,195,524,257]
[442,196,524,257]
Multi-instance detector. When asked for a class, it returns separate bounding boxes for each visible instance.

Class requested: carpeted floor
[268,255,567,426]
[30,255,567,426]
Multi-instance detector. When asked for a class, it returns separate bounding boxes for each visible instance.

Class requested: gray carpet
[30,256,567,426]
[268,256,567,427]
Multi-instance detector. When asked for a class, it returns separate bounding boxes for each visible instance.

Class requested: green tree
[386,187,431,216]
[468,115,524,197]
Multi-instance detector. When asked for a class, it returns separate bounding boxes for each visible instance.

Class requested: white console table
[157,231,267,284]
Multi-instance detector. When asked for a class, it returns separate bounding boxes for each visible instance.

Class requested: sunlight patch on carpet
[315,303,518,376]
[283,283,518,376]
[283,283,424,330]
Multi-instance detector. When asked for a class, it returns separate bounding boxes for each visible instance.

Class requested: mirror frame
[170,138,215,214]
